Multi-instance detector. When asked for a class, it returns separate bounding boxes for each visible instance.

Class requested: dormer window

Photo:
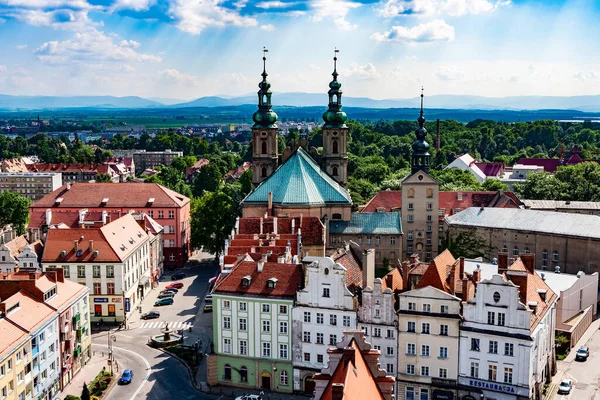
[528,301,538,315]
[267,278,278,289]
[241,276,252,288]
[44,287,57,301]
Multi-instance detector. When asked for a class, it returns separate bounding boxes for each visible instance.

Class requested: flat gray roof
[523,199,600,210]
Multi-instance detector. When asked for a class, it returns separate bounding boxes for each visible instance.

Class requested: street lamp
[107,332,116,375]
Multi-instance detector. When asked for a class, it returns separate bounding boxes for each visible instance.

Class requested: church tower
[321,49,348,187]
[411,87,431,174]
[251,48,279,187]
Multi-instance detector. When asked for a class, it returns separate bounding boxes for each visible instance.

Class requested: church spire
[323,48,347,129]
[411,87,430,174]
[252,47,278,129]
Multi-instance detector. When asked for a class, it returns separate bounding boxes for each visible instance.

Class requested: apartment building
[41,213,152,324]
[0,172,62,201]
[26,164,122,183]
[131,150,183,175]
[0,317,31,400]
[29,182,190,267]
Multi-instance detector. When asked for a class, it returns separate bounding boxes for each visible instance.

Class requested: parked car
[203,304,213,313]
[155,297,174,306]
[157,292,175,299]
[234,395,261,400]
[576,346,589,361]
[204,294,213,304]
[167,283,184,289]
[118,370,134,385]
[172,272,186,280]
[558,379,572,394]
[160,289,178,296]
[141,311,160,320]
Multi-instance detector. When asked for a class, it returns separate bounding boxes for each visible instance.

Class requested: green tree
[191,191,238,256]
[238,169,253,196]
[0,192,31,235]
[482,178,509,191]
[81,383,90,400]
[95,173,112,183]
[514,172,567,200]
[192,163,223,197]
[171,155,198,173]
[445,230,489,259]
[431,169,483,191]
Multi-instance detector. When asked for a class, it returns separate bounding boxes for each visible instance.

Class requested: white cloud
[16,44,28,49]
[159,68,200,86]
[0,65,6,73]
[0,0,99,10]
[434,66,464,81]
[260,24,275,31]
[343,62,379,79]
[168,0,258,35]
[6,9,97,31]
[109,0,155,12]
[35,29,161,65]
[310,0,361,31]
[256,0,298,8]
[371,19,454,43]
[574,70,600,82]
[378,0,511,18]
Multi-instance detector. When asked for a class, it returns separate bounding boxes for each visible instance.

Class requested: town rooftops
[237,216,324,245]
[31,182,190,209]
[523,199,600,211]
[0,318,28,355]
[242,147,352,207]
[212,261,303,299]
[517,154,600,173]
[446,207,600,239]
[1,290,56,333]
[329,212,402,235]
[360,190,400,213]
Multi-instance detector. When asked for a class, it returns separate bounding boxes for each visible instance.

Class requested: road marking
[139,321,193,330]
[567,373,578,383]
[95,343,152,400]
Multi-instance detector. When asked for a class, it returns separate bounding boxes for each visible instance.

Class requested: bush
[65,396,81,400]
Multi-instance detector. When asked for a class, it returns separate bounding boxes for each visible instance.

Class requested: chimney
[402,261,410,288]
[362,249,375,288]
[461,278,473,302]
[449,263,458,295]
[267,192,273,215]
[521,254,535,274]
[277,254,286,263]
[67,182,71,190]
[259,217,263,235]
[331,383,344,400]
[45,209,52,226]
[409,254,419,264]
[102,210,108,225]
[86,240,93,253]
[473,266,481,283]
[258,253,267,272]
[273,217,278,235]
[436,119,441,151]
[498,253,508,274]
[291,218,296,234]
[324,215,330,248]
[459,256,465,277]
[73,240,79,252]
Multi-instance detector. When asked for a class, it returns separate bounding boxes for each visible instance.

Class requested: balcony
[32,346,39,356]
[60,322,69,334]
[73,347,82,358]
[72,314,81,325]
[33,364,40,374]
[25,372,32,384]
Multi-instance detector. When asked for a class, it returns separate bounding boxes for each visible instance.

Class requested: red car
[166,283,184,290]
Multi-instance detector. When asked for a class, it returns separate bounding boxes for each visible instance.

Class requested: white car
[234,396,261,400]
[558,379,572,395]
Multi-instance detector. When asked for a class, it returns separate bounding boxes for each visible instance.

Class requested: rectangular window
[391,237,396,245]
[329,334,337,345]
[386,364,394,375]
[304,353,310,362]
[223,300,230,309]
[303,311,311,323]
[407,343,416,355]
[262,304,270,313]
[316,333,324,344]
[303,331,311,342]
[421,345,430,357]
[262,342,271,358]
[422,304,431,312]
[375,236,381,245]
[439,368,448,378]
[317,313,324,324]
[330,315,337,326]
[498,313,506,326]
[407,215,414,223]
[420,389,429,400]
[406,387,415,400]
[239,302,247,311]
[78,265,86,278]
[386,329,394,339]
[343,316,351,327]
[94,304,102,317]
[108,305,116,316]
[440,305,449,314]
[406,365,415,375]
[505,343,514,356]
[421,323,430,334]
[262,320,270,333]
[279,344,288,359]
[223,317,231,330]
[63,266,70,278]
[489,341,498,354]
[470,362,479,378]
[366,237,372,244]
[504,367,513,384]
[168,210,175,219]
[420,366,429,376]
[439,324,448,336]
[93,282,101,295]
[317,354,324,364]
[279,305,287,314]
[471,338,480,352]
[239,318,247,331]
[322,287,330,298]
[158,210,164,219]
[487,311,495,325]
[374,328,381,337]
[408,302,416,311]
[408,203,414,210]
[386,347,394,356]
[439,347,448,359]
[279,321,288,334]
[93,265,101,278]
[223,338,231,354]
[426,215,433,222]
[407,232,413,240]
[488,364,497,381]
[239,340,247,356]
[107,283,115,295]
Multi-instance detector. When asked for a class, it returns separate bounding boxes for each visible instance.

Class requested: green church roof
[329,212,402,235]
[243,147,352,207]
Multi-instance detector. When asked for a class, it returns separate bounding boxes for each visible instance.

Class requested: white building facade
[357,278,398,376]
[291,257,358,394]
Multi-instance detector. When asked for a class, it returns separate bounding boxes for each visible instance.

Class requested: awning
[138,275,150,286]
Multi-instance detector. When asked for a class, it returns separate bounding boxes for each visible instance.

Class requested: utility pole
[107,331,116,375]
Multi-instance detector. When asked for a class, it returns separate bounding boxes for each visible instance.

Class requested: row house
[28,182,189,268]
[209,257,303,393]
[41,213,155,325]
[0,236,42,274]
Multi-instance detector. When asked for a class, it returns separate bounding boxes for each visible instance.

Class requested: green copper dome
[322,53,347,129]
[252,54,278,129]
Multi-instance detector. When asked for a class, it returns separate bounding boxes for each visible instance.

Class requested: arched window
[333,94,338,103]
[261,167,267,178]
[261,140,267,154]
[262,94,268,104]
[502,245,508,253]
[332,166,338,176]
[332,213,342,220]
[542,249,548,268]
[553,251,559,263]
[280,370,289,385]
[332,140,339,154]
[512,246,519,256]
[240,366,248,383]
[224,364,232,381]
[408,188,415,198]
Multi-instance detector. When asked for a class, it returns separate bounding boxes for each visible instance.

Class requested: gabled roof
[329,213,402,235]
[417,249,456,292]
[31,182,190,209]
[243,147,351,207]
[0,318,28,355]
[2,291,56,333]
[361,190,401,213]
[213,261,303,299]
[329,246,363,292]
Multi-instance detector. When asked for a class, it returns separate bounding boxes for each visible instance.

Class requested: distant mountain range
[3,92,600,112]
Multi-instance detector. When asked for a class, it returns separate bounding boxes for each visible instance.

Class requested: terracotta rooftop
[417,250,456,292]
[381,267,404,293]
[31,182,190,209]
[237,216,324,246]
[3,235,30,259]
[27,163,111,174]
[360,191,400,213]
[329,246,363,293]
[2,291,56,333]
[0,318,28,355]
[213,261,303,299]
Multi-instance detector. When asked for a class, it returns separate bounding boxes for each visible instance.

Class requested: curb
[154,346,205,394]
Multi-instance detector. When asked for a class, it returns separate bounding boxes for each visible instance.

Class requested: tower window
[261,140,267,154]
[333,94,338,103]
[261,167,267,178]
[332,140,338,154]
[262,94,267,104]
[332,166,338,176]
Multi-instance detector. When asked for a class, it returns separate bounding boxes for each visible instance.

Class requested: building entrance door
[261,372,271,390]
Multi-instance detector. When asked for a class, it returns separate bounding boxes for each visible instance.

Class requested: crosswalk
[139,321,193,330]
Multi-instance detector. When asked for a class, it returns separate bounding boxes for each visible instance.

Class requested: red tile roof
[329,247,363,292]
[213,261,303,298]
[237,217,324,245]
[361,191,401,213]
[475,162,505,177]
[417,250,456,292]
[0,318,28,355]
[185,158,210,179]
[27,163,111,174]
[2,291,56,333]
[381,267,404,293]
[4,235,30,259]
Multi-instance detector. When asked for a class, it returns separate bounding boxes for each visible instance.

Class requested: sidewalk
[62,352,113,398]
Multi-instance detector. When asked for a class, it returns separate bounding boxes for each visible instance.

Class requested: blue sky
[0,0,599,100]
